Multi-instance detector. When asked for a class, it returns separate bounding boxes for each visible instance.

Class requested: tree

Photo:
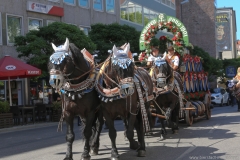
[14,22,96,78]
[190,46,223,79]
[89,23,141,61]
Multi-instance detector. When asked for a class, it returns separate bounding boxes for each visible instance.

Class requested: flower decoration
[144,20,185,55]
[138,52,148,63]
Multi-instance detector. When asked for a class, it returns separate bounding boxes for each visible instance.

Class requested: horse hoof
[130,141,139,150]
[111,157,119,160]
[90,149,98,156]
[159,134,165,141]
[137,150,146,157]
[81,156,91,160]
[172,130,179,134]
[63,158,73,160]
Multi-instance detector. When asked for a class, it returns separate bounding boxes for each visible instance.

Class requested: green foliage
[89,23,141,61]
[150,37,159,47]
[0,101,10,113]
[52,101,62,111]
[14,22,96,78]
[190,46,223,78]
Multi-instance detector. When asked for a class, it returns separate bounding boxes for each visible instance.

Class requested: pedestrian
[226,80,236,107]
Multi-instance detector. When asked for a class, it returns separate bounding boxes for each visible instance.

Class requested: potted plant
[52,101,62,122]
[0,101,13,128]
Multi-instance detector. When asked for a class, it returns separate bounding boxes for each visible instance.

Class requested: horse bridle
[153,60,171,88]
[49,49,93,93]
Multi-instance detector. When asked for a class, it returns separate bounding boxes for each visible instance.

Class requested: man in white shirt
[165,46,179,71]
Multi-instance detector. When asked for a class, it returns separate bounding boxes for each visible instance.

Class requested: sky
[217,0,239,39]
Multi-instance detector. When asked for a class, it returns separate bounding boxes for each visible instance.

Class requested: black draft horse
[48,38,104,160]
[95,44,154,160]
[149,59,183,136]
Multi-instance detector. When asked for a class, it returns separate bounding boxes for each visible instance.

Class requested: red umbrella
[0,55,41,106]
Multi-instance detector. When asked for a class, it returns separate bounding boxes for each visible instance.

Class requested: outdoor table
[19,106,35,124]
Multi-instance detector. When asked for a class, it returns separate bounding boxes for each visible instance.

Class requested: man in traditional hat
[147,38,166,67]
[165,46,180,71]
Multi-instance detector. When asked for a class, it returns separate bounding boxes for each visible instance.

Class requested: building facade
[175,0,216,58]
[0,0,120,105]
[216,8,237,59]
[119,0,176,37]
[0,0,120,58]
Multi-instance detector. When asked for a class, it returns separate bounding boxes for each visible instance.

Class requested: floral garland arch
[139,13,190,56]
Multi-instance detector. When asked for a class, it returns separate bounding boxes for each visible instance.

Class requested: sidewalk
[0,121,59,134]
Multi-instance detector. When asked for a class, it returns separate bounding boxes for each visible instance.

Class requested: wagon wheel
[204,94,211,120]
[185,102,193,126]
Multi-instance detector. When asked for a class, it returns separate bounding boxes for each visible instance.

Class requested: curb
[0,122,59,134]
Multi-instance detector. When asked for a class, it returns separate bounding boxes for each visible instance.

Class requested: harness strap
[134,77,150,133]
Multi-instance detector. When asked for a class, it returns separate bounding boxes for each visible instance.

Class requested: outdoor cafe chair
[10,106,22,125]
[35,104,47,122]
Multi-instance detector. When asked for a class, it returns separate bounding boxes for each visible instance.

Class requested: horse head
[48,38,92,93]
[152,59,173,88]
[106,43,135,97]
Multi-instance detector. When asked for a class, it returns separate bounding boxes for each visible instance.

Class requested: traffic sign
[225,66,236,77]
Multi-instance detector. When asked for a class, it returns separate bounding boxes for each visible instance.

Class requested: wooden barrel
[196,101,206,115]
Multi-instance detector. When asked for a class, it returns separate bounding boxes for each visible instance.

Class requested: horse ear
[112,45,118,57]
[51,43,57,51]
[63,38,69,51]
[124,43,130,54]
[120,43,127,50]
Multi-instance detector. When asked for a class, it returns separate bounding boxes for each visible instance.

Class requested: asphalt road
[1,104,240,160]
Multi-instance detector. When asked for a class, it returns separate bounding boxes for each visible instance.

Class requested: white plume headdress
[112,43,132,69]
[50,38,71,64]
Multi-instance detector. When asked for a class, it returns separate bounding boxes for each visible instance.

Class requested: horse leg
[90,111,104,156]
[103,112,119,160]
[64,116,75,160]
[134,115,146,157]
[126,115,139,150]
[159,117,166,140]
[81,111,96,160]
[123,119,128,141]
[171,105,179,134]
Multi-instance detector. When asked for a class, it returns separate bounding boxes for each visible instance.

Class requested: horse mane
[68,43,90,81]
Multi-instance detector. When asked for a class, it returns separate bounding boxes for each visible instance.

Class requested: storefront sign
[216,11,232,51]
[27,70,41,75]
[27,1,64,17]
[5,65,16,70]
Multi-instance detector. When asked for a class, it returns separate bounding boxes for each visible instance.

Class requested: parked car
[210,88,230,106]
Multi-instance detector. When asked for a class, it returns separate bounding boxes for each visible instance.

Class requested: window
[121,2,142,25]
[93,0,103,11]
[48,0,60,2]
[161,0,175,9]
[64,0,75,5]
[79,0,89,8]
[0,13,2,45]
[28,18,43,31]
[106,0,115,13]
[47,20,55,26]
[79,26,90,35]
[6,14,23,45]
[143,7,158,26]
[120,1,128,20]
